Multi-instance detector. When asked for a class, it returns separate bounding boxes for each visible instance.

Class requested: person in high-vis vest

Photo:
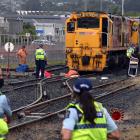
[61,78,120,140]
[126,46,135,58]
[0,67,12,140]
[35,44,47,78]
[126,44,139,76]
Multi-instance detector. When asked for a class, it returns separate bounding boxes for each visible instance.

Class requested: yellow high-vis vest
[35,49,45,60]
[126,47,134,58]
[67,101,107,140]
[0,119,8,140]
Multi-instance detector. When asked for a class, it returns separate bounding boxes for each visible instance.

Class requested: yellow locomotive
[65,11,139,71]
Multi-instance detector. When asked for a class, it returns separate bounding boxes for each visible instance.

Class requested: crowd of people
[1,40,139,139]
[0,44,48,139]
[0,42,127,139]
[0,66,120,140]
[16,44,79,79]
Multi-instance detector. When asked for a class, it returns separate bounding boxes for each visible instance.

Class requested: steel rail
[9,77,137,129]
[9,83,136,130]
[11,77,125,120]
[11,75,69,121]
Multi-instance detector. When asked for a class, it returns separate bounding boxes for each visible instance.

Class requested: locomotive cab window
[77,17,99,28]
[67,22,75,32]
[102,18,108,46]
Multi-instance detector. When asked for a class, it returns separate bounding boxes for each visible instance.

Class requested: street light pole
[122,0,124,16]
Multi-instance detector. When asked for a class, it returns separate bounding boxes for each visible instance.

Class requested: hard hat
[73,78,92,93]
[65,70,79,78]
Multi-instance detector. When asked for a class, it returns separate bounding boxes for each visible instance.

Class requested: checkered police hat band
[73,85,80,93]
[73,84,90,93]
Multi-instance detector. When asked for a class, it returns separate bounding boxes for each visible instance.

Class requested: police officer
[61,78,120,140]
[0,67,12,140]
[35,44,47,78]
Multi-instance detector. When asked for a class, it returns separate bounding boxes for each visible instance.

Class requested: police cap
[73,78,92,93]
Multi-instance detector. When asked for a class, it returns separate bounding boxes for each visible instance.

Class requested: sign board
[4,42,14,52]
[36,29,44,34]
[26,33,30,37]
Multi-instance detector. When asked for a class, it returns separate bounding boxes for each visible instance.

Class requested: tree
[20,23,36,35]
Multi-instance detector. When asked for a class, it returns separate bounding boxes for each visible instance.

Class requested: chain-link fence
[0,34,65,69]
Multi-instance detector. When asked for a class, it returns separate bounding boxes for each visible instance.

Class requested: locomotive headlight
[66,48,72,53]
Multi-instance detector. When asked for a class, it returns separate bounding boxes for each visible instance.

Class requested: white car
[31,39,56,46]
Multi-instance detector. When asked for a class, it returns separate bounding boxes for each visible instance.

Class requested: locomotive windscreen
[77,17,99,28]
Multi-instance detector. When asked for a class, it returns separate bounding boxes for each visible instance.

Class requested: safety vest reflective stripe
[0,134,6,139]
[74,123,107,129]
[0,136,6,140]
[35,49,45,60]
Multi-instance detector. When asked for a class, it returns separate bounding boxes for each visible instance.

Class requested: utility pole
[122,0,124,16]
[121,0,124,47]
[100,0,103,11]
[10,0,12,12]
[83,0,89,11]
[10,0,16,12]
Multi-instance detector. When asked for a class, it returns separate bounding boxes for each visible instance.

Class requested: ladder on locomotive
[128,57,139,77]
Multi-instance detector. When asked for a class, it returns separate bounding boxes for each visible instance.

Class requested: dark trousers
[35,60,45,78]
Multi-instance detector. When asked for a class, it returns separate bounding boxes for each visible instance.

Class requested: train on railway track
[65,11,140,71]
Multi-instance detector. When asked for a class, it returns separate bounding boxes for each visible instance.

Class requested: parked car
[31,39,56,46]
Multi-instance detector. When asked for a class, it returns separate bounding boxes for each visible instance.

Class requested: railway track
[3,83,41,111]
[10,75,69,121]
[45,64,68,75]
[7,76,139,140]
[9,76,129,122]
[7,78,40,87]
[99,84,140,140]
[1,65,69,111]
[2,64,68,88]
